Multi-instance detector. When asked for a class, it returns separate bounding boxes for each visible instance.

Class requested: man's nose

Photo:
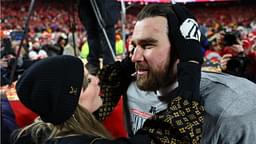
[131,47,144,62]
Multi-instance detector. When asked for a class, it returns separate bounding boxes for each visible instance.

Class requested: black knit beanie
[16,55,84,125]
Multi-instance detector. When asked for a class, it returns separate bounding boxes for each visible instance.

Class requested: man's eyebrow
[131,38,158,45]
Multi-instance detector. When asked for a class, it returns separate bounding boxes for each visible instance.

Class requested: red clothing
[103,97,128,138]
[9,100,38,128]
[222,46,239,56]
[204,50,222,63]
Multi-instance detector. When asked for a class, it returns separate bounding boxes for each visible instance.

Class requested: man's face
[131,16,176,91]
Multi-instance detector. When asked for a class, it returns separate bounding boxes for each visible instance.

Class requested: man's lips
[136,69,148,76]
[135,63,149,76]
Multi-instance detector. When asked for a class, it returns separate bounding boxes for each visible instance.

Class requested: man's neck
[157,81,178,96]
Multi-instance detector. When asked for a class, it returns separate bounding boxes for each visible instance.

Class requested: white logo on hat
[180,18,201,42]
[69,86,78,95]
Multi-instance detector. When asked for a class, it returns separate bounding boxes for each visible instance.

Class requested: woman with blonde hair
[11,55,149,144]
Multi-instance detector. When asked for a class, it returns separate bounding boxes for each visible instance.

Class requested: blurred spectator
[115,33,125,61]
[63,33,80,56]
[53,33,68,55]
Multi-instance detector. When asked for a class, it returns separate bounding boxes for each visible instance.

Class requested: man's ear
[172,59,180,75]
[176,59,180,64]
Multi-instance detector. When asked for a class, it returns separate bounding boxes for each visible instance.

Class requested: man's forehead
[132,17,168,41]
[135,16,168,31]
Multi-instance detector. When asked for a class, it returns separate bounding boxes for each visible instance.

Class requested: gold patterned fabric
[137,96,204,144]
[94,62,127,121]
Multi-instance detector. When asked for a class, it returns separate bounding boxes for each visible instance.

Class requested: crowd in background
[1,1,256,144]
[1,0,256,86]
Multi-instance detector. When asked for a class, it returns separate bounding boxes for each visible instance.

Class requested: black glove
[120,56,135,78]
[177,62,202,103]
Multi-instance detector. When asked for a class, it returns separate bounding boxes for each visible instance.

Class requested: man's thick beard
[136,60,177,91]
